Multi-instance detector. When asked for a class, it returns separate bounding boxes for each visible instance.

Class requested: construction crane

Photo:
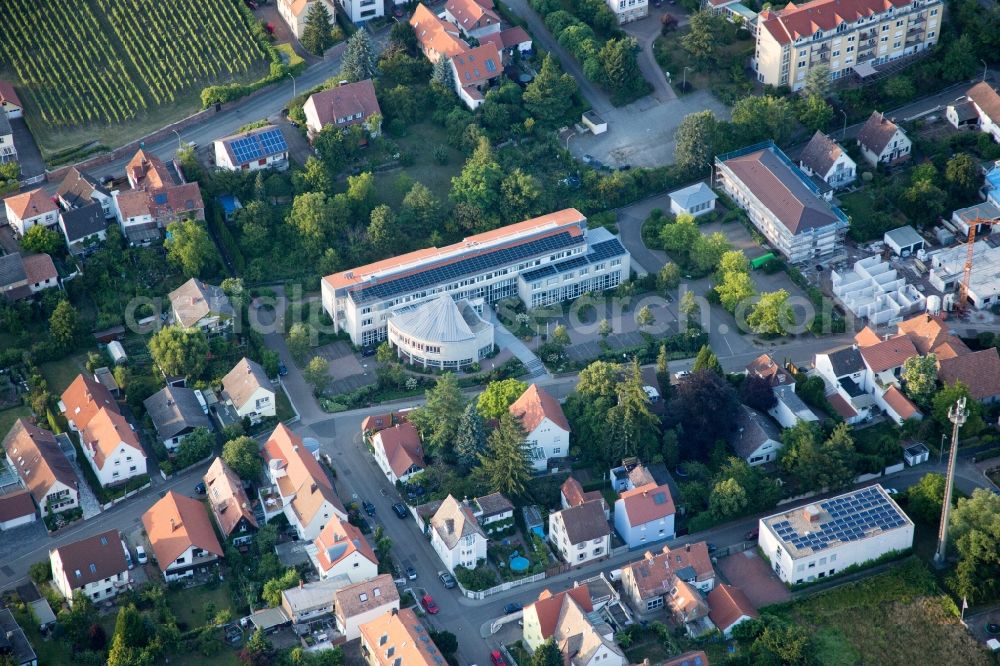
[957,216,1000,311]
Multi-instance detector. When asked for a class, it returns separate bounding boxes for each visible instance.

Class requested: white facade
[831,255,926,325]
[431,526,487,573]
[233,385,275,421]
[606,0,648,24]
[341,0,383,23]
[319,550,377,583]
[371,431,423,485]
[213,142,288,173]
[161,545,217,582]
[4,198,58,237]
[668,182,717,218]
[51,556,128,605]
[277,0,336,38]
[387,296,494,370]
[337,599,399,641]
[525,415,569,472]
[799,146,857,190]
[83,441,145,489]
[770,386,819,429]
[549,509,610,566]
[752,0,942,90]
[758,485,914,584]
[322,210,630,347]
[859,126,912,167]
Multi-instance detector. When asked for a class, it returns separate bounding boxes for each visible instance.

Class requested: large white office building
[321,209,631,347]
[758,484,913,585]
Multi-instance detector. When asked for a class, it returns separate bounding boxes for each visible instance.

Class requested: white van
[121,540,133,570]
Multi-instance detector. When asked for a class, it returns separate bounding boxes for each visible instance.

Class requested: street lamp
[682,66,692,91]
[840,109,848,140]
[172,129,182,151]
[982,59,989,83]
[289,72,297,98]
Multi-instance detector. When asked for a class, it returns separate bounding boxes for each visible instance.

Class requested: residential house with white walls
[813,345,872,424]
[4,189,58,237]
[444,0,502,39]
[220,357,275,424]
[310,516,379,582]
[79,407,146,488]
[947,82,1000,142]
[142,491,224,581]
[144,385,212,450]
[522,587,627,666]
[708,584,758,638]
[56,167,114,218]
[277,0,336,38]
[729,405,783,467]
[261,424,347,541]
[857,112,912,166]
[509,384,570,472]
[470,492,515,535]
[213,125,289,173]
[449,43,503,110]
[59,372,119,434]
[560,477,608,517]
[614,483,676,549]
[334,575,400,641]
[204,457,259,545]
[798,131,857,190]
[620,542,715,614]
[745,354,818,428]
[168,278,235,336]
[371,421,425,484]
[0,81,23,119]
[50,529,129,604]
[428,495,488,573]
[2,419,78,517]
[549,499,610,566]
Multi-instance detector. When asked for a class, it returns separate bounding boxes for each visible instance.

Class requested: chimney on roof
[299,579,304,589]
[310,482,317,494]
[803,505,822,523]
[686,543,690,552]
[643,551,654,561]
[170,517,178,531]
[391,607,398,615]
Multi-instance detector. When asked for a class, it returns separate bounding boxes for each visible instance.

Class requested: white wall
[318,550,378,583]
[525,418,569,471]
[233,386,276,421]
[86,442,146,488]
[337,599,400,641]
[431,529,487,573]
[549,511,610,565]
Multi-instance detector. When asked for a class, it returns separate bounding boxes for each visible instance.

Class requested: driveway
[9,117,45,180]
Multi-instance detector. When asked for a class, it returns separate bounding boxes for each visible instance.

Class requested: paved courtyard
[716,549,791,609]
[315,341,378,396]
[569,90,732,168]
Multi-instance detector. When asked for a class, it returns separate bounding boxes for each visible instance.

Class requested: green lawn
[851,421,901,454]
[171,648,243,666]
[371,122,463,209]
[166,583,236,632]
[767,559,991,666]
[39,351,90,395]
[275,385,296,422]
[0,405,31,437]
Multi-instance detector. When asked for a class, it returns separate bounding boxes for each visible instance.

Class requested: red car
[490,650,507,666]
[421,594,439,614]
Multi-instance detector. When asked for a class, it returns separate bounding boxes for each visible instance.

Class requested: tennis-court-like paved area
[716,549,791,608]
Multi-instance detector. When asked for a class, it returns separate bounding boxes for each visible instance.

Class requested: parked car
[422,595,439,614]
[883,487,900,496]
[490,650,507,666]
[277,362,288,376]
[405,565,418,580]
[707,543,718,554]
[744,528,759,541]
[361,345,377,357]
[194,482,206,495]
[439,571,456,589]
[503,602,521,615]
[135,545,147,565]
[392,503,408,518]
[582,154,595,164]
[674,370,691,380]
[363,501,376,516]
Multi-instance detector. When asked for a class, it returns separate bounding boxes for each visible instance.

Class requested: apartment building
[321,209,630,347]
[753,0,943,90]
[715,142,849,263]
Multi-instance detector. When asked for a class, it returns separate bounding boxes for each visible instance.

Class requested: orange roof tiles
[313,516,377,572]
[509,384,570,433]
[263,424,345,523]
[624,542,714,600]
[707,583,757,632]
[359,608,441,665]
[2,419,77,505]
[882,386,919,420]
[142,491,223,572]
[451,43,502,86]
[324,208,586,291]
[410,3,468,61]
[61,373,120,431]
[22,254,57,285]
[80,407,142,470]
[446,0,501,31]
[937,348,1000,401]
[0,81,22,109]
[527,587,593,640]
[854,326,882,347]
[745,353,795,387]
[859,335,917,373]
[126,149,171,189]
[373,422,425,478]
[759,0,914,45]
[360,411,409,434]
[204,457,259,537]
[967,81,1000,124]
[895,314,953,355]
[4,189,56,221]
[619,482,675,525]
[827,392,858,419]
[560,477,602,508]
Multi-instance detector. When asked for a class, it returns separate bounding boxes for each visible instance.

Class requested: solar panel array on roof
[773,487,907,554]
[229,128,288,165]
[349,230,582,305]
[521,238,627,282]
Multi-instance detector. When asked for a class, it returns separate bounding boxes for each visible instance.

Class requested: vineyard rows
[0,0,269,128]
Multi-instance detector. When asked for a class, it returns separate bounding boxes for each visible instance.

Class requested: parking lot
[716,549,791,608]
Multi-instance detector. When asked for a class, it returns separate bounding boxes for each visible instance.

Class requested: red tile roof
[373,422,425,478]
[745,353,794,388]
[22,254,57,285]
[624,542,714,600]
[410,3,468,61]
[937,348,1000,401]
[126,149,171,189]
[446,0,500,31]
[0,81,22,109]
[451,43,502,86]
[361,411,409,433]
[857,112,905,156]
[882,385,919,420]
[827,392,857,419]
[80,407,142,470]
[707,583,758,633]
[895,314,953,355]
[664,651,710,666]
[854,326,882,347]
[509,384,570,433]
[527,587,593,640]
[967,82,1000,125]
[0,489,35,523]
[499,26,531,47]
[142,491,223,572]
[618,482,675,525]
[2,419,77,505]
[759,0,914,45]
[204,457,258,537]
[314,516,377,572]
[263,424,345,524]
[859,335,917,373]
[304,80,382,131]
[560,477,602,508]
[3,189,57,221]
[61,373,120,431]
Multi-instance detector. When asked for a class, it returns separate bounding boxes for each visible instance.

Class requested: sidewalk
[485,308,549,379]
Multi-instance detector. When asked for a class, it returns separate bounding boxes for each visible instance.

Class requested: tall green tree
[304,356,331,393]
[945,153,980,198]
[599,37,644,101]
[779,422,857,492]
[287,192,334,257]
[222,436,262,481]
[606,360,660,462]
[432,56,455,89]
[107,604,155,666]
[477,379,529,419]
[636,305,655,329]
[409,373,467,460]
[367,204,400,256]
[901,354,937,407]
[149,325,208,378]
[716,270,756,313]
[301,0,334,55]
[450,138,503,220]
[680,11,724,63]
[747,289,794,336]
[165,218,217,277]
[669,369,739,460]
[949,489,1000,603]
[531,640,563,666]
[674,110,719,175]
[691,345,721,374]
[905,472,945,525]
[49,299,79,351]
[455,403,489,472]
[342,30,378,82]
[523,54,578,125]
[709,477,748,519]
[731,95,794,145]
[478,412,531,496]
[20,225,63,254]
[500,168,542,223]
[803,63,831,98]
[797,94,834,133]
[660,213,700,252]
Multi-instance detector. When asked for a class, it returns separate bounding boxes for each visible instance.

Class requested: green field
[40,351,90,395]
[371,123,464,209]
[0,0,270,159]
[768,559,991,666]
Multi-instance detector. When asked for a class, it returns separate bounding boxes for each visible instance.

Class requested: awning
[853,62,877,78]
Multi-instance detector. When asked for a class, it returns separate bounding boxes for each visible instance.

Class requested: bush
[453,564,498,591]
